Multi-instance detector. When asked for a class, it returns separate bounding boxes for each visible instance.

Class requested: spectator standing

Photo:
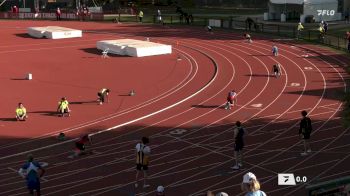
[299,110,312,156]
[156,9,162,23]
[232,121,245,170]
[346,31,350,53]
[318,24,325,41]
[139,10,144,23]
[56,7,61,21]
[185,13,190,24]
[241,172,266,196]
[323,21,328,33]
[135,137,151,188]
[13,5,18,13]
[179,14,183,23]
[246,17,254,31]
[189,14,193,24]
[297,22,304,39]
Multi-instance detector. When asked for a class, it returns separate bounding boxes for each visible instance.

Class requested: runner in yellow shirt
[57,97,70,117]
[16,103,28,121]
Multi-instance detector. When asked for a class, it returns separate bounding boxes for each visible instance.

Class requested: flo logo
[317,10,335,16]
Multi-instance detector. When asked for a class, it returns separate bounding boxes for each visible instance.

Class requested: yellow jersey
[16,107,26,116]
[58,100,69,109]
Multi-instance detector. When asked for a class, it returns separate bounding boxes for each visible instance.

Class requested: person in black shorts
[299,110,312,156]
[135,137,151,188]
[97,88,110,105]
[232,121,245,170]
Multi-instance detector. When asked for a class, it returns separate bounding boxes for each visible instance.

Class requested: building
[268,0,350,22]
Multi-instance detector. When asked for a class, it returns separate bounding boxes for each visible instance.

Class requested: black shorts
[75,142,85,151]
[302,133,310,140]
[234,143,244,151]
[97,92,105,102]
[136,164,148,171]
[227,98,233,104]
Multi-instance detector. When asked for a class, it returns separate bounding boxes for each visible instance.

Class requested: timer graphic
[278,174,307,186]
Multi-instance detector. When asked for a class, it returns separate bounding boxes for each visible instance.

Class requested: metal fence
[115,14,349,52]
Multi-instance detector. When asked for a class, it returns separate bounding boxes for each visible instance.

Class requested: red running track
[0,20,349,196]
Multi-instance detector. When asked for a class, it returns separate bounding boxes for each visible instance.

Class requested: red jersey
[76,136,89,145]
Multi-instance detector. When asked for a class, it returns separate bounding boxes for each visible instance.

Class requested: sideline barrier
[0,12,104,21]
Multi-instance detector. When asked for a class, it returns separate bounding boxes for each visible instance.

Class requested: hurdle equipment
[96,39,172,57]
[27,26,82,39]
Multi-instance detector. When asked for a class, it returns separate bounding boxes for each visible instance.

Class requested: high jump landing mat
[27,26,82,39]
[96,39,172,57]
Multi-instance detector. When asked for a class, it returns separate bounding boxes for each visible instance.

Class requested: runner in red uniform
[225,90,237,110]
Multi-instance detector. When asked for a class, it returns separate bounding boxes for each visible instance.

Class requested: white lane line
[7,167,17,173]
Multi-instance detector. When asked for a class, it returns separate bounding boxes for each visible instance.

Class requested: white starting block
[96,39,172,57]
[27,26,82,39]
